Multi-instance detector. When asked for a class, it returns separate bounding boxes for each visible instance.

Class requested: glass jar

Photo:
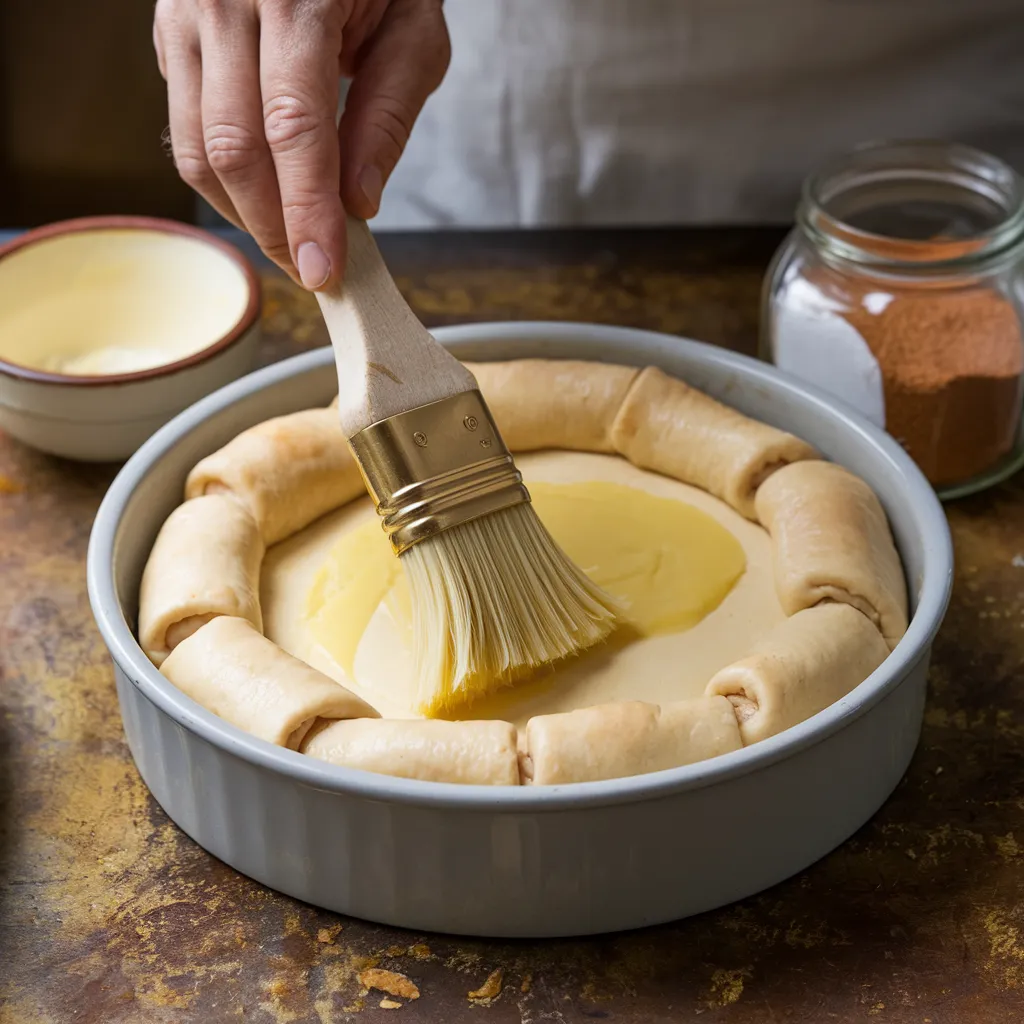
[761,140,1024,499]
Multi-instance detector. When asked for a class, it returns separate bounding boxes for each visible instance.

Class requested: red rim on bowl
[0,215,263,387]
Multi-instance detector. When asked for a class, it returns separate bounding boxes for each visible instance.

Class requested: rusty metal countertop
[2,228,1023,1023]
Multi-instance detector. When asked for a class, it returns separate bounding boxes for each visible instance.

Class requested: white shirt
[373,0,1024,229]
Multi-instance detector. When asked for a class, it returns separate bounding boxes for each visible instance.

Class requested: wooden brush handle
[317,217,476,437]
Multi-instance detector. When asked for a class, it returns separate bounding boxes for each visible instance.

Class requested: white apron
[373,0,1024,229]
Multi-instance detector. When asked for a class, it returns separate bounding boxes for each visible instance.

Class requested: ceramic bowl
[0,216,261,461]
[87,323,953,937]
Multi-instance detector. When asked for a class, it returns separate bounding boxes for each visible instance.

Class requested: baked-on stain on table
[2,229,1023,1023]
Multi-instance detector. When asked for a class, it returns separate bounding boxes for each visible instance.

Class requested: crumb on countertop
[469,968,504,1001]
[358,968,420,1002]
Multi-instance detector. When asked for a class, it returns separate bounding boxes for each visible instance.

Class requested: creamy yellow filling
[0,229,250,375]
[260,451,786,726]
[304,479,746,707]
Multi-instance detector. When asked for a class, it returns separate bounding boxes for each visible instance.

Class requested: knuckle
[153,0,175,31]
[193,0,244,32]
[392,0,450,81]
[292,0,344,23]
[365,96,416,162]
[174,150,216,190]
[428,11,452,80]
[194,0,229,17]
[204,124,263,177]
[279,191,333,222]
[153,0,192,37]
[261,239,293,264]
[263,94,328,152]
[153,3,202,64]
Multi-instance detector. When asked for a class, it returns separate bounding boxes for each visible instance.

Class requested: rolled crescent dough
[185,408,364,545]
[140,358,906,785]
[705,602,889,744]
[161,616,377,748]
[520,696,743,785]
[139,493,264,666]
[301,717,519,785]
[465,359,640,453]
[610,366,817,518]
[754,460,908,650]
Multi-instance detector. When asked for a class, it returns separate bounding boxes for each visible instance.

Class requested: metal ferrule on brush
[348,390,531,555]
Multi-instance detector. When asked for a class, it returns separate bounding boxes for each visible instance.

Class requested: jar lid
[800,140,1024,269]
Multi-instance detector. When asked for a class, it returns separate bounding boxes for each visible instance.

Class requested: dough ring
[139,358,908,785]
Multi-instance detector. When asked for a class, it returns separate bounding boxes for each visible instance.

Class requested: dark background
[0,0,194,226]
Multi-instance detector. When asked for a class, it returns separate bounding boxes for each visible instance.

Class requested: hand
[153,0,450,290]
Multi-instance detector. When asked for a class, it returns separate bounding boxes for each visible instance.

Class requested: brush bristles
[401,502,620,714]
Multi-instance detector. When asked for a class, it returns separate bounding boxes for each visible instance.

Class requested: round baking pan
[87,323,952,938]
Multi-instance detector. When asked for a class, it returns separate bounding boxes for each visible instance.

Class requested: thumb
[338,0,450,219]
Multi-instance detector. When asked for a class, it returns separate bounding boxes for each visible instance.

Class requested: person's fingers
[153,11,168,80]
[197,2,295,276]
[155,2,243,228]
[259,0,347,290]
[337,0,450,219]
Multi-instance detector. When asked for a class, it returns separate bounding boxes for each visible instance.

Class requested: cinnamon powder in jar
[842,288,1024,486]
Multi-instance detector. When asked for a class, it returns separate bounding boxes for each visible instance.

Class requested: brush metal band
[349,390,530,554]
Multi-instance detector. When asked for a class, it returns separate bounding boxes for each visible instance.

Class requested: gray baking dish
[87,322,953,938]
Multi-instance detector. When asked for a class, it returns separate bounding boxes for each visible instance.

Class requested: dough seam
[753,459,908,650]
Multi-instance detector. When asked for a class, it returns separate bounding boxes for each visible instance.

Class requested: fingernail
[296,241,331,290]
[358,165,383,213]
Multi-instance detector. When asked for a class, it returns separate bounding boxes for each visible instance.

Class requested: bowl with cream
[0,216,261,461]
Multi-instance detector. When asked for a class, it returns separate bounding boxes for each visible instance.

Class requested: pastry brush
[316,217,619,714]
